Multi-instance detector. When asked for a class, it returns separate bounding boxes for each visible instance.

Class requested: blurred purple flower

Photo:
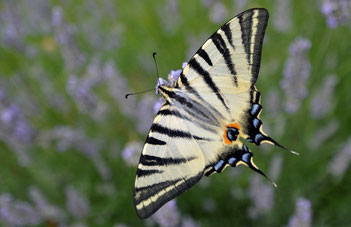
[65,186,91,219]
[136,95,158,133]
[52,6,85,72]
[264,88,282,116]
[38,126,111,179]
[281,37,311,114]
[0,90,36,166]
[287,197,312,227]
[248,155,283,218]
[104,60,139,119]
[157,0,181,34]
[29,186,66,223]
[152,199,181,227]
[181,216,200,227]
[210,2,228,24]
[153,99,163,114]
[273,0,292,32]
[327,137,351,178]
[78,0,122,52]
[0,1,25,51]
[269,154,284,181]
[247,174,274,218]
[168,70,182,86]
[234,0,248,13]
[321,0,350,28]
[0,193,41,226]
[310,75,338,119]
[66,57,111,121]
[309,119,339,150]
[121,141,143,166]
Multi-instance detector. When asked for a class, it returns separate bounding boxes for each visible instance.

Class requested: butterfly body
[134,8,293,219]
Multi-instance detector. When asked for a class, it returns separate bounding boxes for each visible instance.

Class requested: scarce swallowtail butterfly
[134,8,296,219]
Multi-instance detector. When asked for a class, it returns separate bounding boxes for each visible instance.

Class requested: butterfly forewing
[134,8,290,219]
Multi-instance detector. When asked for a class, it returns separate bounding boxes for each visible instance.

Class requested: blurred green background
[0,0,351,226]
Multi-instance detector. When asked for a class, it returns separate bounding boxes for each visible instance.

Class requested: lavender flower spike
[321,0,350,28]
[287,197,312,227]
[281,37,311,114]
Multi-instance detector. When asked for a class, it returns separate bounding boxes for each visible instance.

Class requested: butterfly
[133,8,296,219]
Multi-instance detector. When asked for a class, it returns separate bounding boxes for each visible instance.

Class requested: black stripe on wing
[221,23,234,48]
[251,9,269,83]
[238,9,268,84]
[150,123,211,141]
[145,136,166,145]
[188,58,229,110]
[135,172,203,219]
[211,32,238,86]
[136,169,163,177]
[158,107,217,133]
[158,86,220,126]
[179,73,225,119]
[139,154,196,166]
[238,10,254,64]
[198,48,213,66]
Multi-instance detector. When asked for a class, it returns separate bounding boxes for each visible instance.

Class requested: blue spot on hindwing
[254,133,265,143]
[250,104,261,116]
[214,159,226,172]
[242,153,251,163]
[228,157,237,166]
[253,118,261,129]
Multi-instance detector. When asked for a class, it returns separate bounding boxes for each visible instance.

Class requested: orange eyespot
[223,122,241,144]
[227,122,240,130]
[223,130,232,144]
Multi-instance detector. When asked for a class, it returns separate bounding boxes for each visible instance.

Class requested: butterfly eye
[227,127,239,142]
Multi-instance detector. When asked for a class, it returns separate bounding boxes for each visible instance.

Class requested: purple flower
[38,126,111,180]
[181,216,200,227]
[310,75,338,119]
[247,174,274,218]
[287,197,312,227]
[280,37,311,114]
[153,99,164,114]
[268,154,284,181]
[234,0,248,13]
[0,91,35,166]
[65,186,91,219]
[121,141,143,166]
[52,6,85,72]
[152,199,181,227]
[29,186,66,223]
[167,70,182,86]
[264,88,282,116]
[0,193,42,226]
[309,119,339,150]
[157,0,181,34]
[272,0,292,32]
[210,2,228,24]
[321,0,350,28]
[327,137,351,178]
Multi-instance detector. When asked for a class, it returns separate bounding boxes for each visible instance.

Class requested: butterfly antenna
[153,52,161,85]
[125,52,161,99]
[125,88,155,99]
